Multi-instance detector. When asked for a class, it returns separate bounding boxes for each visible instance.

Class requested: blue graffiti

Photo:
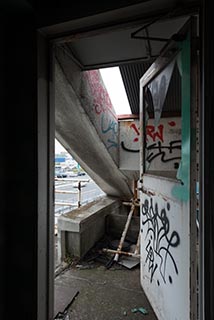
[101,113,118,135]
[107,139,118,149]
[101,113,118,149]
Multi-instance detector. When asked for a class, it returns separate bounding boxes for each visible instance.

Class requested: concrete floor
[54,262,158,320]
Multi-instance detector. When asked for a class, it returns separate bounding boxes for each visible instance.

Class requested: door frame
[139,18,198,319]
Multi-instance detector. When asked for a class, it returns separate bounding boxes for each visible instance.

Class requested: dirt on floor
[54,236,158,320]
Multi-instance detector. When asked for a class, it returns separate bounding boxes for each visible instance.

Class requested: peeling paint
[172,34,190,202]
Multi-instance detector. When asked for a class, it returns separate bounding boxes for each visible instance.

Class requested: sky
[99,66,131,115]
[55,139,67,154]
[55,66,131,153]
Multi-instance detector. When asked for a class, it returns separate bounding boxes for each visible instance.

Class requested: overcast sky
[55,139,67,154]
[99,66,131,115]
[55,66,131,153]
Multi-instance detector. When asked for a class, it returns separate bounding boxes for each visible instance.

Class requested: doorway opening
[48,12,200,320]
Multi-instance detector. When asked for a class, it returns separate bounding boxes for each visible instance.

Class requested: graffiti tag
[120,121,181,165]
[141,197,180,285]
[146,140,181,163]
[146,124,164,143]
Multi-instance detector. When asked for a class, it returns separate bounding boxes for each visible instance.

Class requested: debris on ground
[71,234,140,271]
[118,256,140,269]
[131,307,149,315]
[55,310,70,319]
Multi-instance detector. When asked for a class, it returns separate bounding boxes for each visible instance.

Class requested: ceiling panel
[63,16,189,69]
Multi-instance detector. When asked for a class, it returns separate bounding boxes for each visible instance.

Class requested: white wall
[140,174,190,320]
[119,117,181,172]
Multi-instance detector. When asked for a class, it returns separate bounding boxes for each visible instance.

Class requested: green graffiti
[172,33,190,201]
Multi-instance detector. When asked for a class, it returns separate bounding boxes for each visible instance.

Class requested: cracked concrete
[54,263,158,320]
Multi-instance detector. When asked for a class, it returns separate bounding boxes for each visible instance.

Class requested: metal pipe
[122,201,140,207]
[55,178,90,182]
[55,202,77,206]
[133,180,139,215]
[102,248,140,258]
[134,231,141,255]
[55,190,78,194]
[78,181,81,208]
[114,204,135,262]
[131,35,169,42]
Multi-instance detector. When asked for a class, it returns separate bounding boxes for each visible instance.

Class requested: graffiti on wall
[101,113,118,150]
[119,118,181,171]
[141,197,180,286]
[83,70,118,153]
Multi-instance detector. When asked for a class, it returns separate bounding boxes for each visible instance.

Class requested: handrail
[54,178,90,208]
[54,178,90,182]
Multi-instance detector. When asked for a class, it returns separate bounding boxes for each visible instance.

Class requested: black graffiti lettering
[141,197,180,285]
[146,140,181,163]
[121,140,181,164]
[145,241,158,283]
[121,141,139,153]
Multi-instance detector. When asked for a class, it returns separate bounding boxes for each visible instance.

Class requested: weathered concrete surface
[57,196,121,261]
[106,212,140,242]
[54,266,158,320]
[55,47,133,198]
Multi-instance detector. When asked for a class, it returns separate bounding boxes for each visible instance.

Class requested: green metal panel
[172,33,191,201]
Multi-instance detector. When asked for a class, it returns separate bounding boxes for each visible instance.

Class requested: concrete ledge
[57,196,121,262]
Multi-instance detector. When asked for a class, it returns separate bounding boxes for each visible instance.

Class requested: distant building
[55,152,78,169]
[55,156,66,163]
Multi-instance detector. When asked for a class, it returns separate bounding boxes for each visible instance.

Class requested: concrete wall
[57,197,121,260]
[55,47,132,198]
[106,210,140,243]
[140,174,190,320]
[81,70,119,164]
[119,117,181,177]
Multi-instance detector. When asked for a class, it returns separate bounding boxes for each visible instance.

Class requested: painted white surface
[119,120,140,170]
[140,174,190,320]
[119,117,181,172]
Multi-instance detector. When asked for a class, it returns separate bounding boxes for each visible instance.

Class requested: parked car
[55,169,68,178]
[77,172,86,176]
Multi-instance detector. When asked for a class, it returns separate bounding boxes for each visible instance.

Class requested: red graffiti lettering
[130,123,140,142]
[146,125,164,142]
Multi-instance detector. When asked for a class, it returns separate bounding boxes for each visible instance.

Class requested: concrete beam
[55,46,133,198]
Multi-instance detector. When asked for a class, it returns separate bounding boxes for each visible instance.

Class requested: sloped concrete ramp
[55,46,133,198]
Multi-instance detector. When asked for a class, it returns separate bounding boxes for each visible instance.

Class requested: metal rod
[102,248,140,258]
[55,178,90,182]
[130,14,167,39]
[114,204,135,262]
[78,181,81,208]
[131,35,169,42]
[55,202,77,206]
[133,180,139,215]
[55,190,78,194]
[134,231,141,255]
[122,201,140,207]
